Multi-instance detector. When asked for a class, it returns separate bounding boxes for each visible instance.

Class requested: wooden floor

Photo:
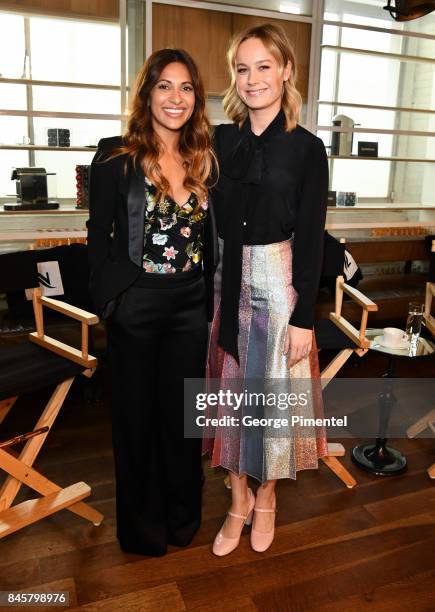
[1,350,434,611]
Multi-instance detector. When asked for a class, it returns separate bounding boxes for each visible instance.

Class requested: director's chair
[0,250,103,538]
[314,273,378,487]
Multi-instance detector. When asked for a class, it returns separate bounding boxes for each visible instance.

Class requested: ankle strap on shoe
[228,511,249,520]
[254,507,276,513]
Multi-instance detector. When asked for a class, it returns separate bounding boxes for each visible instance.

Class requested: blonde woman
[204,24,329,555]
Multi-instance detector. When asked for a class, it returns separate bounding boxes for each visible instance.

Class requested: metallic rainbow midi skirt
[203,239,328,482]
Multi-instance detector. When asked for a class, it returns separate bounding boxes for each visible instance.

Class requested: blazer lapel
[127,162,146,267]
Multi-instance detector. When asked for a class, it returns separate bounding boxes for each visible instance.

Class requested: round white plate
[373,335,409,350]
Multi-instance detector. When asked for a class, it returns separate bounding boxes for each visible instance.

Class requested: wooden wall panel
[232,14,311,101]
[152,4,311,101]
[1,0,118,21]
[152,4,232,95]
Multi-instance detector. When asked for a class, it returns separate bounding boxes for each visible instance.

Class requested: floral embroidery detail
[152,233,168,245]
[143,258,176,274]
[185,242,193,259]
[200,198,208,210]
[159,213,177,231]
[146,189,157,213]
[180,226,191,238]
[163,246,178,260]
[158,200,170,214]
[143,260,156,273]
[181,202,193,213]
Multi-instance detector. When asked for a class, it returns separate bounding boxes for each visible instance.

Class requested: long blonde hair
[223,23,302,132]
[110,48,216,208]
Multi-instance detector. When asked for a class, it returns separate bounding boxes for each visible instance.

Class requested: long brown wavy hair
[111,48,216,207]
[224,23,302,132]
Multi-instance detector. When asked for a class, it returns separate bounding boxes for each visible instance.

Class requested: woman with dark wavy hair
[87,49,218,557]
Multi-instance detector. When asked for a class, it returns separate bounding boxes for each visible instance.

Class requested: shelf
[325,221,435,230]
[322,45,435,65]
[327,204,435,211]
[322,19,435,42]
[318,100,435,115]
[0,109,123,121]
[318,125,435,138]
[0,230,87,240]
[328,155,435,162]
[0,76,120,91]
[0,145,97,152]
[0,206,87,216]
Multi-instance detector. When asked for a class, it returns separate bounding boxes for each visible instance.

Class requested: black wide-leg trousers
[106,270,207,556]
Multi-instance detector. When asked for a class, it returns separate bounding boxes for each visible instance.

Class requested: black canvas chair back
[1,244,92,335]
[2,244,92,319]
[316,234,368,351]
[319,231,363,295]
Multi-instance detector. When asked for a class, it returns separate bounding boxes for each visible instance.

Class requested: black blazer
[87,136,219,320]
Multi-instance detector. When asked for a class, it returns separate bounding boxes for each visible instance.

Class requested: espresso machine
[331,114,355,156]
[4,168,59,211]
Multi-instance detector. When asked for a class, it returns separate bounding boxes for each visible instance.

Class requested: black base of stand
[352,442,407,476]
[3,202,59,211]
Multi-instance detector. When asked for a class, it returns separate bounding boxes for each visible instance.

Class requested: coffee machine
[4,168,59,211]
[331,114,355,157]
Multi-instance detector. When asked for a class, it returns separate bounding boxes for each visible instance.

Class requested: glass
[0,116,29,146]
[324,0,435,35]
[0,13,25,78]
[0,84,27,111]
[32,86,121,116]
[29,17,120,85]
[33,149,100,199]
[200,0,313,15]
[406,302,424,346]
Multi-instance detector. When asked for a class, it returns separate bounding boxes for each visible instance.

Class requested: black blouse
[212,110,328,361]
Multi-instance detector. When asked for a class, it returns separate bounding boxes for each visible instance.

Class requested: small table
[351,327,435,476]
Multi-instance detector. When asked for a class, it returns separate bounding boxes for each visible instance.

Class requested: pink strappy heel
[250,505,277,552]
[212,488,255,556]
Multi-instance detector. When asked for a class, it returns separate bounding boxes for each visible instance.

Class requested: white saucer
[373,335,410,350]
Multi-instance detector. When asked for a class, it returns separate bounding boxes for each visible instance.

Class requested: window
[0,12,121,199]
[318,0,435,204]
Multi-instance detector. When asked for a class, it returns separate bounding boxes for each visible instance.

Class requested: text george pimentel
[196,415,348,428]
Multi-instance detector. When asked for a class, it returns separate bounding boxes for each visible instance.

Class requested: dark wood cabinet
[152,4,232,95]
[152,3,311,101]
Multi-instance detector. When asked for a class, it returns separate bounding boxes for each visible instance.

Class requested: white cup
[382,327,408,348]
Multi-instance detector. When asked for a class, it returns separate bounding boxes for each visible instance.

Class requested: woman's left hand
[283,325,313,369]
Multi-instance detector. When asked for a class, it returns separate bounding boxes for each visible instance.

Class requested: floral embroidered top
[142,177,208,274]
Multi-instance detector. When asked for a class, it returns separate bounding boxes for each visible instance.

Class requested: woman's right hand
[283,325,313,368]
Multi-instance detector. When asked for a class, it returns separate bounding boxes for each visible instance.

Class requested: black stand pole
[351,357,407,476]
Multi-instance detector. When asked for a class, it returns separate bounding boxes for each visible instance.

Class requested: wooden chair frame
[0,287,104,538]
[316,273,379,488]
